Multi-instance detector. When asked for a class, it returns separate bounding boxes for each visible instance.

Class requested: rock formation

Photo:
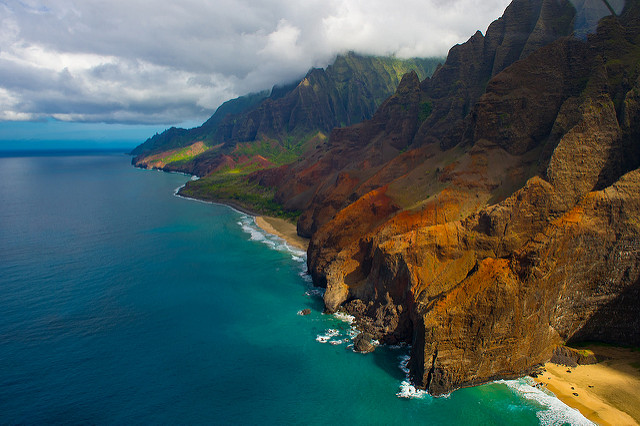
[252,0,640,394]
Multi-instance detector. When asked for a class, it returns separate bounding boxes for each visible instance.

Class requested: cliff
[250,0,640,394]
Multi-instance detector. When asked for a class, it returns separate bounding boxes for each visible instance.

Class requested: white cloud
[0,88,34,121]
[260,20,303,62]
[0,0,513,125]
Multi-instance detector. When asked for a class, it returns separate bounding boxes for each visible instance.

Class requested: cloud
[0,0,512,125]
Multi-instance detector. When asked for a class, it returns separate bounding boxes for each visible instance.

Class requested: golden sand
[254,216,309,251]
[535,346,640,425]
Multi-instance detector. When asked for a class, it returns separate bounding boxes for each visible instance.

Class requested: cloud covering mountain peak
[0,0,511,125]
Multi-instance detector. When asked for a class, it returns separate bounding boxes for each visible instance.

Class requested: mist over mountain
[0,0,511,126]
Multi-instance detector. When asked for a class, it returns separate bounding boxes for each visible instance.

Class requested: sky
[0,0,512,148]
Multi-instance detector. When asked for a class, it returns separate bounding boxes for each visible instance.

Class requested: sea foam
[316,329,340,343]
[500,378,593,425]
[396,355,428,399]
[305,287,323,297]
[237,216,306,261]
[235,216,320,298]
[333,312,355,324]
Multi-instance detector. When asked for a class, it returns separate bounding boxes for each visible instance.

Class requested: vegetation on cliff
[180,171,300,220]
[132,53,442,216]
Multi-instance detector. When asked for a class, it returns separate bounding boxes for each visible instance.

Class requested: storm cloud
[0,0,511,125]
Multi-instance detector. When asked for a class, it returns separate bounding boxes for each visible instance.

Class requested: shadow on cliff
[593,131,640,191]
[568,276,640,347]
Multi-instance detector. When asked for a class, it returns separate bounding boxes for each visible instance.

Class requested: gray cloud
[0,0,512,125]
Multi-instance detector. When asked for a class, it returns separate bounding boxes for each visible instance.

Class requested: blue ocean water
[0,152,591,425]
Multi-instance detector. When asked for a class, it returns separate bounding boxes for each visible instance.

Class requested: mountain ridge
[131,53,442,179]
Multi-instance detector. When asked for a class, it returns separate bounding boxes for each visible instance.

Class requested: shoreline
[534,345,640,425]
[152,163,638,424]
[174,186,309,251]
[143,164,288,223]
[254,216,309,251]
[175,188,268,216]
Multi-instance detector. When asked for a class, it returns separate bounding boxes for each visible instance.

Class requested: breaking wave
[316,329,340,343]
[237,215,307,262]
[500,378,593,425]
[333,312,355,324]
[396,355,428,399]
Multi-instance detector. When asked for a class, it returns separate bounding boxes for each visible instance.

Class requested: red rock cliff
[254,0,640,394]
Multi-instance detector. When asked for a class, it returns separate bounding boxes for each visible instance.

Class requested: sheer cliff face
[259,0,640,394]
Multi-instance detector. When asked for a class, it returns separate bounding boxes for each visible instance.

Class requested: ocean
[0,152,591,425]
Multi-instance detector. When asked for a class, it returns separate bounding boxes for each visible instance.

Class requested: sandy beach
[255,216,309,251]
[535,345,640,425]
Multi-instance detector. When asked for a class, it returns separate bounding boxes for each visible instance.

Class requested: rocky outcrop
[550,346,598,367]
[254,0,640,395]
[353,332,377,353]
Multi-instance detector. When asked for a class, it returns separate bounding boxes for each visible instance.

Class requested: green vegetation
[180,170,300,220]
[177,134,321,218]
[234,139,296,164]
[161,145,208,165]
[582,15,640,112]
[132,53,444,158]
[328,52,443,109]
[418,101,433,122]
[131,127,193,156]
[498,112,512,128]
[131,91,269,156]
[233,132,325,166]
[576,348,596,358]
[570,341,640,351]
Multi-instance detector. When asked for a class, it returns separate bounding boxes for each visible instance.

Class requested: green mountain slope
[130,90,269,157]
[131,52,442,176]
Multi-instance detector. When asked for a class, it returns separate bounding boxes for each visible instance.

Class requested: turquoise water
[0,152,590,425]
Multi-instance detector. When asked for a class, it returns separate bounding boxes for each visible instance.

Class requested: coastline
[175,186,269,216]
[535,345,640,425]
[255,216,309,251]
[165,166,639,425]
[174,185,309,251]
